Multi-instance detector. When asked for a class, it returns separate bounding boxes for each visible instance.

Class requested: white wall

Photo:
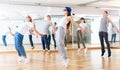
[91,16,102,44]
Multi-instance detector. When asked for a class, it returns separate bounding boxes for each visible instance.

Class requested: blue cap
[65,7,72,13]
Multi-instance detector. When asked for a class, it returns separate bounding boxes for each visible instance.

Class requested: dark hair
[47,15,51,18]
[80,17,86,23]
[27,16,32,22]
[67,12,71,29]
[16,26,18,28]
[104,11,108,14]
[72,13,75,16]
[112,25,114,27]
[54,22,57,25]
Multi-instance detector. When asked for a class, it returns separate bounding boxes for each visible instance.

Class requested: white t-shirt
[78,23,88,30]
[16,22,34,35]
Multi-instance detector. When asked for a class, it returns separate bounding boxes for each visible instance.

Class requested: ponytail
[66,12,71,29]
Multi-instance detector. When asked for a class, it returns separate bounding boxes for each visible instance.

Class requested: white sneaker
[5,47,8,50]
[63,59,69,68]
[65,47,67,51]
[78,48,81,52]
[24,57,30,64]
[46,50,51,55]
[84,48,87,54]
[18,57,23,62]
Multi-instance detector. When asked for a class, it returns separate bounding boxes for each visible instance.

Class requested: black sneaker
[101,51,105,56]
[108,53,111,57]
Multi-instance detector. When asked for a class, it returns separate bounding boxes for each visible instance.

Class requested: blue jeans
[111,34,116,43]
[29,34,34,47]
[14,32,26,57]
[41,35,50,50]
[48,34,57,49]
[2,35,7,47]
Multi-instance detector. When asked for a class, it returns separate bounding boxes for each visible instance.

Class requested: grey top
[41,20,52,35]
[111,26,116,34]
[99,17,108,32]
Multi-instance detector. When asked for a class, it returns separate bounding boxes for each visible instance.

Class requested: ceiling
[0,0,119,20]
[0,0,120,8]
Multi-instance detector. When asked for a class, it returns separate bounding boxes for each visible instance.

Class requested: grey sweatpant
[56,27,67,60]
[76,30,86,49]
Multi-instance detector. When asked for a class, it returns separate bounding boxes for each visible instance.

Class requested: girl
[14,16,42,63]
[56,7,86,68]
[77,17,92,54]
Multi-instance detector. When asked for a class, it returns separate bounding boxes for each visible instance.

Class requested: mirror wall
[0,4,120,51]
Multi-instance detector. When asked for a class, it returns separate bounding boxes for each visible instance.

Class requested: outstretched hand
[70,32,73,37]
[39,33,44,36]
[116,29,120,33]
[81,29,87,34]
[115,28,120,33]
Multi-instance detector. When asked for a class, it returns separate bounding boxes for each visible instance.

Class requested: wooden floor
[0,49,120,70]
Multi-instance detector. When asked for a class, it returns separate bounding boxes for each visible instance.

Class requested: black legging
[29,35,34,47]
[76,30,86,49]
[99,32,111,53]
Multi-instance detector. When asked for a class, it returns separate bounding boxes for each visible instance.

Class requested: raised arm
[32,26,43,36]
[51,24,56,34]
[8,27,15,36]
[9,31,15,36]
[68,16,86,33]
[108,18,119,33]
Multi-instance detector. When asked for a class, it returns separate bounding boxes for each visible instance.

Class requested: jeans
[111,34,116,43]
[99,32,111,53]
[2,35,7,47]
[14,32,26,57]
[41,35,50,50]
[29,34,34,47]
[76,30,86,49]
